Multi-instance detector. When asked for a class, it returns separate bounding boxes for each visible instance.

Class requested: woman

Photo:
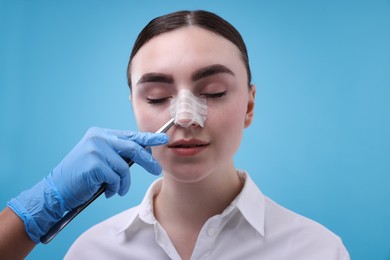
[1,10,349,259]
[66,10,349,259]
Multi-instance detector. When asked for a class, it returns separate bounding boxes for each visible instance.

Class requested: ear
[244,84,256,128]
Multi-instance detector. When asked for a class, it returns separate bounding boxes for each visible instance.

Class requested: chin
[162,164,212,183]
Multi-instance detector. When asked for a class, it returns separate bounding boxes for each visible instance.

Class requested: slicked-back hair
[127,10,251,90]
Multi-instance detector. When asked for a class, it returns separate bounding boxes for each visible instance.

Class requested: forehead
[130,26,245,81]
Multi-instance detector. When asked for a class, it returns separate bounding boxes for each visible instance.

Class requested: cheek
[207,97,247,129]
[132,101,172,132]
[207,99,247,147]
[135,114,153,132]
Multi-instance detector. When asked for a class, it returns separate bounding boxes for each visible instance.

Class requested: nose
[175,113,201,128]
[169,89,207,128]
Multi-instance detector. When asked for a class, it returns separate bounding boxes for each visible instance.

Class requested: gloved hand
[7,127,168,243]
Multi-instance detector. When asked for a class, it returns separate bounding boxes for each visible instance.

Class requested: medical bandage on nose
[170,89,207,127]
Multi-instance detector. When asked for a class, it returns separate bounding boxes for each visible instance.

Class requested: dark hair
[127,10,252,89]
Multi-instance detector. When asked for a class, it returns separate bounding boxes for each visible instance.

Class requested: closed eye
[146,97,171,104]
[201,91,227,99]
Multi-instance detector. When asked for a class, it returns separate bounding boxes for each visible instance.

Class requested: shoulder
[83,205,139,237]
[264,197,350,259]
[64,206,140,259]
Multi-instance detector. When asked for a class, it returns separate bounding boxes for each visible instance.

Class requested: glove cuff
[7,178,67,244]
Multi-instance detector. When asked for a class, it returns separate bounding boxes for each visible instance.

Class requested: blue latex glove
[7,127,168,243]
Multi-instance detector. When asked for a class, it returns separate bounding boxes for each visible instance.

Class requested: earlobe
[244,84,256,128]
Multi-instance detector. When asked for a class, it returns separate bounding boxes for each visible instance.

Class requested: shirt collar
[233,170,265,236]
[116,178,162,234]
[117,171,265,236]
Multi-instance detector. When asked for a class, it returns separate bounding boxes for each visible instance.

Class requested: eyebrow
[192,64,235,81]
[136,73,174,85]
[136,64,234,86]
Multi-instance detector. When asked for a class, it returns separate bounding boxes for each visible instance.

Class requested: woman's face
[130,26,255,183]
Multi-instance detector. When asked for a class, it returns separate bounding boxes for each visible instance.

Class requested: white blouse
[65,171,350,260]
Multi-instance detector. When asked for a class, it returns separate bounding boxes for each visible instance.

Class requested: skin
[130,26,256,259]
[0,25,255,260]
[0,207,35,259]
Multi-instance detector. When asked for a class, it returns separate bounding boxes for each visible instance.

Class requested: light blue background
[1,1,389,259]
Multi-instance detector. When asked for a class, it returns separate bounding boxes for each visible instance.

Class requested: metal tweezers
[40,118,175,244]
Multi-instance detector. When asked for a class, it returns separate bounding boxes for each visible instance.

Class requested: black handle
[40,183,108,244]
[40,160,135,244]
[40,118,174,244]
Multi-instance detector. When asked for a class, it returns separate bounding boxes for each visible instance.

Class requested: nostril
[175,112,195,127]
[176,119,192,128]
[169,89,207,128]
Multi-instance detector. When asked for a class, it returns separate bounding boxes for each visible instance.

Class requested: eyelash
[201,91,227,99]
[146,91,227,105]
[146,97,170,104]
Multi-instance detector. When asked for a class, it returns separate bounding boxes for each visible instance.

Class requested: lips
[168,139,209,156]
[168,139,209,147]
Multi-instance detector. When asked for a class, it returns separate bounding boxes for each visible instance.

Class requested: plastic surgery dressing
[170,89,208,127]
[41,90,207,243]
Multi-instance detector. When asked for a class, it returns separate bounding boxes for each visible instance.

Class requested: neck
[153,163,244,260]
[154,164,243,228]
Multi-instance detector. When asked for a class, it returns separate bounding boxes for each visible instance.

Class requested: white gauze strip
[169,89,207,127]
